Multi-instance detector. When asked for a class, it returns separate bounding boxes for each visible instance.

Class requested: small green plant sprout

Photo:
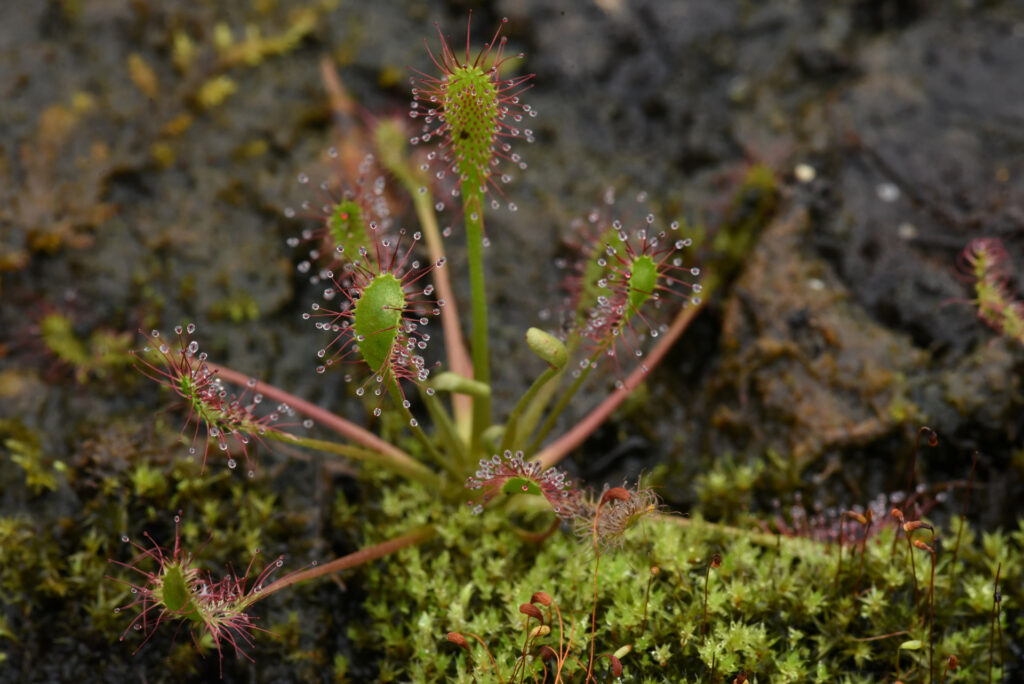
[958,237,1024,346]
[107,513,287,676]
[131,324,305,473]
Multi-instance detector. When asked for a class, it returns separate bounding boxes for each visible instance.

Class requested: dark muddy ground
[1,0,1022,681]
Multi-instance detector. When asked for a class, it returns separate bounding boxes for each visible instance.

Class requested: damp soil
[1,0,1022,681]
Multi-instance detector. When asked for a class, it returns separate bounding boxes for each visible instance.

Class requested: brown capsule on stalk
[845,511,868,526]
[710,553,722,569]
[913,539,934,553]
[601,487,631,504]
[447,632,470,652]
[891,508,904,523]
[519,603,543,621]
[946,654,958,670]
[903,521,933,533]
[530,591,553,606]
[605,654,623,677]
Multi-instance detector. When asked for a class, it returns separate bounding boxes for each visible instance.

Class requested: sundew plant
[112,14,704,676]
[105,16,1020,683]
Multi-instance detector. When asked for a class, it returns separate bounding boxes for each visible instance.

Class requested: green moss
[338,474,1021,681]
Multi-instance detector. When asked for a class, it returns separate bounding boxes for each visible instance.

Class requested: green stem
[526,347,602,455]
[421,386,468,471]
[263,431,437,488]
[463,185,492,454]
[515,335,581,443]
[411,183,474,437]
[375,116,473,437]
[500,366,560,454]
[245,524,436,605]
[536,300,704,468]
[386,377,455,477]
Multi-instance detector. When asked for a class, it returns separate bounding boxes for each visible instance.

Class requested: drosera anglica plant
[113,14,706,670]
[107,512,289,675]
[285,151,393,284]
[958,237,1024,347]
[104,14,1022,684]
[130,324,306,474]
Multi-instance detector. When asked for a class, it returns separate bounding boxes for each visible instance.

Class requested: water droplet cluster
[464,450,577,518]
[305,227,443,406]
[554,189,703,373]
[132,325,303,473]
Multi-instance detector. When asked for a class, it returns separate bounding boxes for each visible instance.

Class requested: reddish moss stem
[950,451,979,577]
[989,562,1002,682]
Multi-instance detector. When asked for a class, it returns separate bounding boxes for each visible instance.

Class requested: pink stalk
[410,187,474,430]
[206,362,414,465]
[249,525,436,603]
[536,300,704,469]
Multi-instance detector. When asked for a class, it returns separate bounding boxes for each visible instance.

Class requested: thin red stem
[537,300,703,469]
[206,362,414,465]
[248,525,435,604]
